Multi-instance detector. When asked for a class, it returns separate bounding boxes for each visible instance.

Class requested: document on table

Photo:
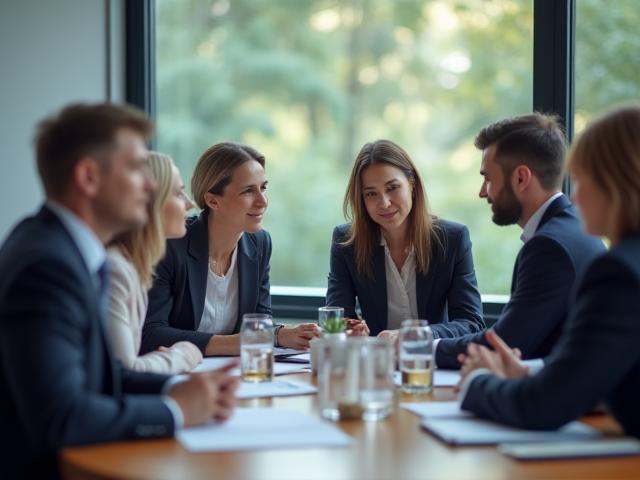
[393,369,461,388]
[193,357,310,375]
[236,379,317,399]
[177,408,352,452]
[401,401,472,418]
[499,438,640,460]
[421,416,600,445]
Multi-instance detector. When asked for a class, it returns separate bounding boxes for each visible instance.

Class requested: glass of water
[240,313,274,383]
[399,319,433,394]
[318,337,394,421]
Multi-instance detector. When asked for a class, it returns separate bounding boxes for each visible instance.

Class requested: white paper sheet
[401,401,472,418]
[177,408,352,452]
[236,379,317,399]
[393,369,461,388]
[273,347,308,356]
[193,357,310,375]
[421,417,600,445]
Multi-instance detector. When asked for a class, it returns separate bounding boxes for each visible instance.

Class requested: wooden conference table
[61,372,638,480]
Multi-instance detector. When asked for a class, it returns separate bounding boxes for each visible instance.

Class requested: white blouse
[381,237,419,330]
[198,246,239,335]
[106,247,202,374]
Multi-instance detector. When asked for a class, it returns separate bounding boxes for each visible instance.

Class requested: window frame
[126,0,576,319]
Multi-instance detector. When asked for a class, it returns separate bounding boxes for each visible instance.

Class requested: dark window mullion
[533,0,576,194]
[125,0,156,130]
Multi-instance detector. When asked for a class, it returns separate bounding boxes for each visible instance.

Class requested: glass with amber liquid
[240,314,274,382]
[399,320,433,394]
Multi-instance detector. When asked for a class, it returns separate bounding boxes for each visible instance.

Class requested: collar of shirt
[520,192,563,243]
[380,235,416,270]
[46,200,106,276]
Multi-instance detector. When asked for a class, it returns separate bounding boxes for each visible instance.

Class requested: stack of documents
[274,348,310,364]
[236,379,317,399]
[401,401,600,445]
[499,438,640,460]
[193,357,310,375]
[177,408,352,452]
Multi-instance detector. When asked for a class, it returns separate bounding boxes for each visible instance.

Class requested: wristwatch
[273,324,286,347]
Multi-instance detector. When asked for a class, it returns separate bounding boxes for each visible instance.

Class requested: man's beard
[490,182,522,226]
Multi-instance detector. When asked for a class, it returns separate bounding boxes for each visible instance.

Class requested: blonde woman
[327,139,484,339]
[107,151,203,373]
[458,105,640,438]
[141,142,319,356]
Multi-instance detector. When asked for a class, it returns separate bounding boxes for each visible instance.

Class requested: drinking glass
[318,306,344,330]
[318,337,394,421]
[240,313,274,382]
[399,319,433,394]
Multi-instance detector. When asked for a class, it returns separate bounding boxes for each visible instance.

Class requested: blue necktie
[96,260,110,319]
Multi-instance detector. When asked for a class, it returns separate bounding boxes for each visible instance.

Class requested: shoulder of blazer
[331,223,360,260]
[603,235,640,279]
[240,229,271,262]
[431,218,468,256]
[0,207,91,288]
[332,223,351,242]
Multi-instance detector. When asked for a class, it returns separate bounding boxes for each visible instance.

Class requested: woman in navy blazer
[326,139,484,338]
[142,142,318,356]
[459,105,640,438]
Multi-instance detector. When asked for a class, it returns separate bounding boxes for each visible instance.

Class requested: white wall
[0,0,124,241]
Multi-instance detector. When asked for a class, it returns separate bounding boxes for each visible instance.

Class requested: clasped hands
[455,329,529,392]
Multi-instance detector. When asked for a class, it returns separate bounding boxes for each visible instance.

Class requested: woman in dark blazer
[459,105,640,438]
[142,142,318,356]
[326,139,484,339]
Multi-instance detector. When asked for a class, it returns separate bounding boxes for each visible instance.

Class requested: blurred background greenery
[155,0,638,294]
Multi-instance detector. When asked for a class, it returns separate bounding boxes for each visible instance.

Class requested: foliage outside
[156,0,639,294]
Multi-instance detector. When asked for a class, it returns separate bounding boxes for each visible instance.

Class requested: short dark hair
[35,102,153,197]
[474,113,566,190]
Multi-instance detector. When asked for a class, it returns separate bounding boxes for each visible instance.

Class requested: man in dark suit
[0,103,238,478]
[435,113,605,369]
[457,105,640,437]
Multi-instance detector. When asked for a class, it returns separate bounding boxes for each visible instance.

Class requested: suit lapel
[235,234,257,333]
[537,194,570,231]
[416,255,438,320]
[368,245,389,330]
[41,206,118,394]
[187,212,209,330]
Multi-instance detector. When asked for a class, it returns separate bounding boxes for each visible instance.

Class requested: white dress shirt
[382,236,419,330]
[520,192,563,243]
[199,246,239,335]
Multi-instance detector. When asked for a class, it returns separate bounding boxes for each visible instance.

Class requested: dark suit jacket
[436,195,605,368]
[0,207,174,479]
[461,234,640,437]
[326,219,484,337]
[141,210,272,354]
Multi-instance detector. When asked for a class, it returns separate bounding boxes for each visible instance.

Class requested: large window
[575,0,639,133]
[155,0,534,294]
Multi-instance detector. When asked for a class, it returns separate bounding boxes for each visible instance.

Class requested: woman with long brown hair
[326,139,484,339]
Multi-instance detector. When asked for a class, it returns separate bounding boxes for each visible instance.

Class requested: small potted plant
[311,312,348,374]
[320,316,347,339]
